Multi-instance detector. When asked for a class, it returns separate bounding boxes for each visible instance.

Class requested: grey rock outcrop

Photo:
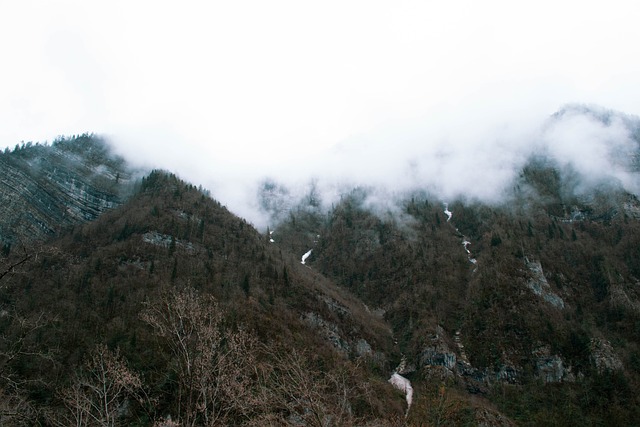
[526,260,565,309]
[419,327,489,393]
[590,338,623,372]
[302,312,351,354]
[419,326,457,371]
[0,135,134,245]
[533,346,569,383]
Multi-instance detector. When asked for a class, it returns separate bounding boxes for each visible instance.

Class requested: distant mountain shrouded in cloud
[123,103,637,229]
[1,2,639,227]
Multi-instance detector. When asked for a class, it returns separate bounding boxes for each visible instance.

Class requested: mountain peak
[0,134,134,245]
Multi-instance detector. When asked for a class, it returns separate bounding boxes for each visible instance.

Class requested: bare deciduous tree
[0,388,39,426]
[0,245,64,424]
[0,311,52,385]
[0,244,59,286]
[0,249,31,283]
[141,287,262,426]
[258,349,372,427]
[59,344,145,427]
[0,310,54,425]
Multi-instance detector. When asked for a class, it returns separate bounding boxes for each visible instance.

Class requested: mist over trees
[0,167,404,425]
[2,130,640,424]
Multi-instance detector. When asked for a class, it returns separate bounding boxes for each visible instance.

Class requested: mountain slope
[4,114,640,424]
[272,161,640,425]
[0,170,409,425]
[0,134,133,246]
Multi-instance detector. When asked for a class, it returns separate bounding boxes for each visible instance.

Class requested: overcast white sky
[2,1,640,225]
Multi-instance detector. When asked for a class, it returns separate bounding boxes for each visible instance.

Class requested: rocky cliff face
[0,135,134,245]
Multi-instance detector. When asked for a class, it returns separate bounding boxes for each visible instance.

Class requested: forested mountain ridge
[0,167,407,425]
[0,134,134,247]
[2,122,640,424]
[266,107,640,425]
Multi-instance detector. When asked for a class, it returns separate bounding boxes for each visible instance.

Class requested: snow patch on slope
[443,203,452,221]
[301,249,312,264]
[389,373,413,416]
[462,240,477,264]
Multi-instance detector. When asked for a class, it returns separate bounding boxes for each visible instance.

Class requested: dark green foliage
[0,133,131,245]
[589,254,611,302]
[3,138,640,424]
[269,167,640,423]
[0,171,399,425]
[494,371,640,426]
[242,273,250,296]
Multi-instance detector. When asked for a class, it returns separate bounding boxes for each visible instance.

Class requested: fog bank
[2,1,640,227]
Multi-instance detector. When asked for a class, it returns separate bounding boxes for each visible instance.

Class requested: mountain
[268,189,640,424]
[0,134,134,246]
[263,106,640,425]
[0,161,404,425]
[2,113,640,425]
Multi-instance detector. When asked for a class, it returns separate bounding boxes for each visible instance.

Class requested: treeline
[1,133,98,155]
[4,149,640,424]
[273,172,640,424]
[0,171,403,425]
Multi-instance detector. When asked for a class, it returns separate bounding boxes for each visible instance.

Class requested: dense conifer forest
[1,135,640,425]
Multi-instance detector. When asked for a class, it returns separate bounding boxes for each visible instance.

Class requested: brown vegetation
[2,137,640,424]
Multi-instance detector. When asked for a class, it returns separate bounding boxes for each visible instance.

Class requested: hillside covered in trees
[2,134,640,425]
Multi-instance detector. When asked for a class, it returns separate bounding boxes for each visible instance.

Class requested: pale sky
[2,1,640,225]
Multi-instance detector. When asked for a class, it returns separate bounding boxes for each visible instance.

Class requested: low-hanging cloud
[169,103,640,230]
[1,2,640,228]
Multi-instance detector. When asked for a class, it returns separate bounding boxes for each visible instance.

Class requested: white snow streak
[462,240,477,264]
[443,203,452,221]
[301,249,312,264]
[389,373,413,415]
